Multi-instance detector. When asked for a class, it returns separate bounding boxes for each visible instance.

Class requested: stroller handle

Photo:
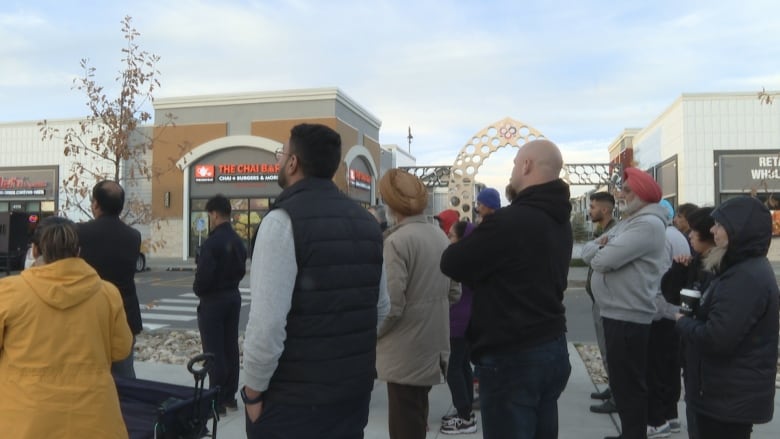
[187,353,215,378]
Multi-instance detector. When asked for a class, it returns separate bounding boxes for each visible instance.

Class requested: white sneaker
[647,421,671,438]
[667,418,681,433]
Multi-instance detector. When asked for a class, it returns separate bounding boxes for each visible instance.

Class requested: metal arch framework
[447,117,546,219]
[399,119,616,219]
[398,164,615,189]
[561,163,613,186]
[399,166,452,188]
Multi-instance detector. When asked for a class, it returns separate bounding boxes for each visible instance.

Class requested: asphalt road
[135,269,252,332]
[0,265,598,340]
[134,269,598,343]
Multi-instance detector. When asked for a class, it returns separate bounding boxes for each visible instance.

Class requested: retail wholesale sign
[0,168,55,199]
[719,153,780,192]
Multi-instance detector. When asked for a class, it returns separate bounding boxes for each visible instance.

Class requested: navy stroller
[117,353,220,439]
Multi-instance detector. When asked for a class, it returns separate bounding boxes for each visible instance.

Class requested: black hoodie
[441,179,572,359]
[676,196,779,424]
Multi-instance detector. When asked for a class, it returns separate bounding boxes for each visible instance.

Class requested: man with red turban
[581,167,669,439]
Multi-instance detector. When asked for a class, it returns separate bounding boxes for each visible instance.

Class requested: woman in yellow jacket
[0,216,133,438]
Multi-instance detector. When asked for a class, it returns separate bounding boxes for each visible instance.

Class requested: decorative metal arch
[400,166,452,188]
[447,117,545,219]
[561,163,612,186]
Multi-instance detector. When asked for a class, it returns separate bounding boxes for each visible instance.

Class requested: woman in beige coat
[377,169,461,439]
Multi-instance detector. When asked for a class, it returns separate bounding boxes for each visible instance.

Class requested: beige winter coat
[377,216,461,386]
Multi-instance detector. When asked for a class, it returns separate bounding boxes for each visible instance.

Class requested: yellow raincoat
[0,257,132,438]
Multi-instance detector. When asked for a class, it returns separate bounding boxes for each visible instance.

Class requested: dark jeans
[112,335,136,379]
[447,337,474,418]
[603,318,650,439]
[647,319,680,425]
[246,392,371,439]
[197,292,241,405]
[387,382,431,439]
[697,413,752,439]
[474,335,571,439]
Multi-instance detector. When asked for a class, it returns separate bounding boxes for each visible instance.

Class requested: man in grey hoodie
[581,167,667,439]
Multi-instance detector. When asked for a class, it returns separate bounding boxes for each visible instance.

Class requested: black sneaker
[590,387,611,400]
[590,398,618,414]
[440,414,477,435]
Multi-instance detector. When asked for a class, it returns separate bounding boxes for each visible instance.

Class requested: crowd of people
[583,170,779,439]
[0,122,777,439]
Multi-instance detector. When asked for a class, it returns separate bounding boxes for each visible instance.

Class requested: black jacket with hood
[676,196,779,424]
[440,179,572,360]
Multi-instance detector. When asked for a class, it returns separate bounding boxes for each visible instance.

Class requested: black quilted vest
[265,177,383,405]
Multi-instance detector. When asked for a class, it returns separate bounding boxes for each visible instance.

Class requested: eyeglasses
[275,148,290,161]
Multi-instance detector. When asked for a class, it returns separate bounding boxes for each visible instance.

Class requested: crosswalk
[141,288,251,331]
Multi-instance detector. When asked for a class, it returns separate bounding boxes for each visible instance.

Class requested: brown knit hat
[379,169,428,216]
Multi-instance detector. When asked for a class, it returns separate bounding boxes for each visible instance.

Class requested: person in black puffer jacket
[675,196,779,439]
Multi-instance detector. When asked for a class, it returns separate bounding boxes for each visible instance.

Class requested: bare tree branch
[38,15,175,248]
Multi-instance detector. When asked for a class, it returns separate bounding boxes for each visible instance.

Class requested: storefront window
[188,197,272,257]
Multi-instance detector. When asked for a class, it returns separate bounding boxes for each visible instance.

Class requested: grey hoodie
[581,203,667,324]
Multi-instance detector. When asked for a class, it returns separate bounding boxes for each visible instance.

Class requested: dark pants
[697,413,752,439]
[246,392,371,439]
[387,382,431,439]
[112,335,136,379]
[197,292,241,405]
[680,339,700,439]
[603,318,650,439]
[647,319,680,426]
[475,335,571,439]
[447,337,474,418]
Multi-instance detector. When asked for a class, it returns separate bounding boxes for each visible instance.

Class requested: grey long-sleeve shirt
[242,209,390,392]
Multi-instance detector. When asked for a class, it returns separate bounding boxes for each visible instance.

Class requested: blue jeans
[474,335,571,439]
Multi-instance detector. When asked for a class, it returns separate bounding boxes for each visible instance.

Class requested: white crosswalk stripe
[141,313,196,321]
[141,290,251,331]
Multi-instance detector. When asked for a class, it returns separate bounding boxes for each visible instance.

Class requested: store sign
[0,176,47,196]
[719,153,780,191]
[349,169,372,191]
[194,163,280,183]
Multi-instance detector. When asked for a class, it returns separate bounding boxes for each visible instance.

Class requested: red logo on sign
[195,165,214,178]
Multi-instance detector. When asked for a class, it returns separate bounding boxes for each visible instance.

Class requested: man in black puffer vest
[242,123,388,439]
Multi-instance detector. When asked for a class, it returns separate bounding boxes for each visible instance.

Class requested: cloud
[2,0,780,158]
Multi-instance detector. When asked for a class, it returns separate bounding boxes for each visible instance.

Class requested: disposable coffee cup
[679,289,701,317]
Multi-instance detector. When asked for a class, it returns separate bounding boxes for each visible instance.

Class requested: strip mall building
[0,88,383,259]
[3,89,779,259]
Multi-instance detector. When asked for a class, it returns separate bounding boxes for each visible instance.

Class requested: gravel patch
[135,330,244,365]
[136,331,779,389]
[574,342,780,388]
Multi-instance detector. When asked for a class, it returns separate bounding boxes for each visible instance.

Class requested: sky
[2,0,780,200]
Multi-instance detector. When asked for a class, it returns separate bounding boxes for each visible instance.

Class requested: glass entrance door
[188,197,272,258]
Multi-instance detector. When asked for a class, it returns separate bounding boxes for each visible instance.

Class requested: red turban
[623,167,662,203]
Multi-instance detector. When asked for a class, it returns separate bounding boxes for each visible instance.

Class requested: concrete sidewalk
[135,343,780,439]
[136,343,618,438]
